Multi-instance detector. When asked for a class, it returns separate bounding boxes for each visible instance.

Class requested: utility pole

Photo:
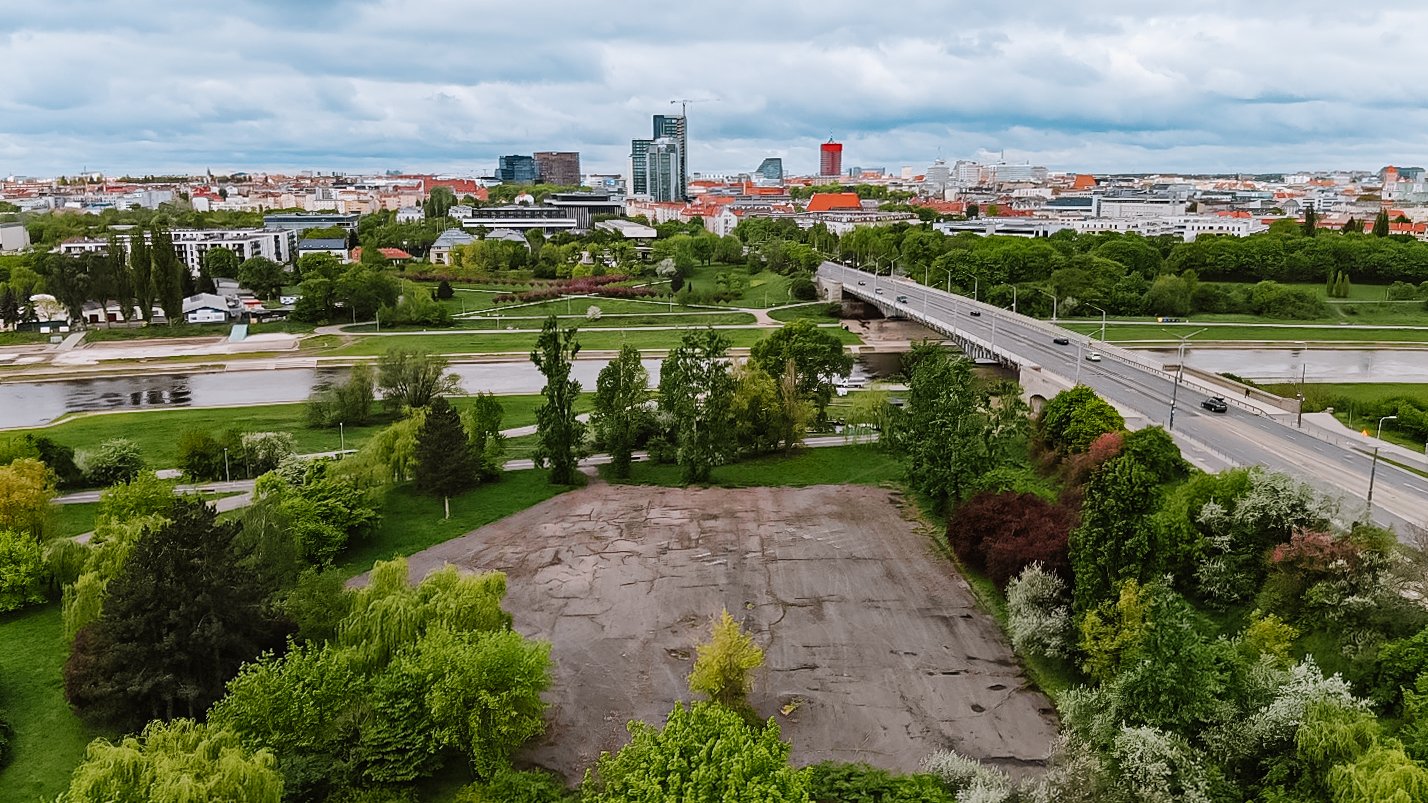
[1167,328,1206,431]
[1296,361,1306,428]
[1366,415,1398,522]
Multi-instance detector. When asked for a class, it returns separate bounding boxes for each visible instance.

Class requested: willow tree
[62,719,283,803]
[592,343,649,478]
[530,315,587,485]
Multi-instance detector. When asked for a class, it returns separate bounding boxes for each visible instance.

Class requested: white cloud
[2,0,1427,176]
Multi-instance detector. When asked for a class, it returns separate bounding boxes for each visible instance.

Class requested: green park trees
[592,343,649,479]
[61,719,283,803]
[659,329,737,483]
[1038,384,1125,454]
[750,317,853,424]
[238,256,286,300]
[64,498,289,727]
[530,316,587,485]
[688,609,764,714]
[414,396,477,515]
[377,347,460,411]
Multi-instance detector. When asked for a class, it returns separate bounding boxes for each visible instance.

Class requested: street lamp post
[1087,303,1107,342]
[1167,328,1207,432]
[1035,288,1057,322]
[340,421,346,454]
[1366,415,1398,521]
[223,447,230,483]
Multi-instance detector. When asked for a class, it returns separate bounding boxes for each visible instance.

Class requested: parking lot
[392,483,1060,778]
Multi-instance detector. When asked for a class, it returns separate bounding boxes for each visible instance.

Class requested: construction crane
[669,97,718,117]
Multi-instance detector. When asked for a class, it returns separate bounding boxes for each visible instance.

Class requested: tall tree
[238,257,286,300]
[749,319,853,423]
[592,343,649,478]
[1069,451,1167,615]
[377,347,460,411]
[414,397,476,517]
[464,392,507,481]
[64,497,289,727]
[1372,209,1391,238]
[129,230,155,322]
[1302,206,1318,237]
[530,316,587,485]
[149,224,184,323]
[659,329,737,484]
[201,246,240,282]
[0,286,18,330]
[36,252,92,325]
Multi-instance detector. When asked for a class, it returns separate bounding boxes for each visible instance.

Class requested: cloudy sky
[3,1,1426,178]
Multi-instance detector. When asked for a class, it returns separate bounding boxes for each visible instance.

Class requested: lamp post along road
[1035,287,1057,322]
[1167,328,1207,432]
[1086,303,1107,342]
[1366,415,1398,521]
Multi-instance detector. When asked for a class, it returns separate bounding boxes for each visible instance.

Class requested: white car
[1085,351,1103,362]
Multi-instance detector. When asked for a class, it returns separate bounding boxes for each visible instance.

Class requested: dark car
[969,310,981,317]
[1053,337,1070,345]
[1201,396,1229,413]
[857,280,866,286]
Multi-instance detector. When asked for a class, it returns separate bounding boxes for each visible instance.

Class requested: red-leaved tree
[947,491,1078,586]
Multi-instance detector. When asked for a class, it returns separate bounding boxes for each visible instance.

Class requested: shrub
[805,762,955,803]
[79,438,144,487]
[240,432,296,477]
[178,430,227,481]
[947,491,1075,586]
[1006,563,1073,659]
[454,768,574,803]
[688,609,764,714]
[0,528,46,613]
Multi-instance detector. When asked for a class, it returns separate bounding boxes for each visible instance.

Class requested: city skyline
[4,1,1428,177]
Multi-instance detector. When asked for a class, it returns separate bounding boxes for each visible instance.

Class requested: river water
[0,348,1419,429]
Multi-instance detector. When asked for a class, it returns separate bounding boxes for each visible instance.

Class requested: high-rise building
[755,157,784,182]
[819,139,843,178]
[646,138,684,202]
[630,139,652,195]
[652,114,688,200]
[533,152,581,186]
[497,155,538,184]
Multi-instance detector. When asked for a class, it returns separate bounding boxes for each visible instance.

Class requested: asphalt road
[820,262,1428,534]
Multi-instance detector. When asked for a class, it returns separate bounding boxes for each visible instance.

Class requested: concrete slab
[379,483,1059,779]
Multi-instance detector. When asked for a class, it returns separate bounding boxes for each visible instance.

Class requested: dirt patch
[377,483,1059,779]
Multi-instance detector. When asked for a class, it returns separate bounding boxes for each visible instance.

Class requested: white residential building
[57,228,296,274]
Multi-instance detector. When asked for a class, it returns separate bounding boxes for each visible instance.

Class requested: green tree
[465,393,507,482]
[128,231,155,321]
[750,319,853,423]
[1070,451,1167,615]
[238,257,287,300]
[377,347,460,411]
[1302,206,1318,237]
[592,343,649,478]
[0,457,55,537]
[201,246,240,286]
[530,316,586,485]
[35,251,92,324]
[415,397,477,515]
[584,702,808,803]
[1372,209,1391,238]
[63,497,289,727]
[688,609,765,713]
[79,437,145,487]
[61,719,283,803]
[97,471,177,523]
[149,224,184,323]
[0,528,45,612]
[1038,385,1125,454]
[658,329,737,483]
[899,349,1022,507]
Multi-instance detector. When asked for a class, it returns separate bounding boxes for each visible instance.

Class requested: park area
[372,482,1060,780]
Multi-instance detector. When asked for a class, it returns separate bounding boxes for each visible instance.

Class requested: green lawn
[600,443,902,488]
[1259,382,1428,451]
[768,302,841,323]
[682,264,796,308]
[336,469,574,576]
[1062,322,1428,344]
[3,394,558,471]
[0,606,113,803]
[0,331,51,346]
[83,321,315,342]
[48,502,99,539]
[329,326,860,357]
[352,311,757,333]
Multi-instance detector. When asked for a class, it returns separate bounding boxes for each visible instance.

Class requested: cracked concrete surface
[393,483,1059,779]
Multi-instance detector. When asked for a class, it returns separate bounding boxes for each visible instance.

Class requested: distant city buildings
[819,138,843,178]
[534,151,581,186]
[755,157,784,182]
[497,155,539,184]
[631,114,689,201]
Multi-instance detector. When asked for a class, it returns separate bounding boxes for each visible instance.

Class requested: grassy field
[600,443,902,487]
[1261,382,1428,451]
[336,469,574,576]
[48,502,99,538]
[0,606,114,803]
[2,394,558,470]
[329,326,860,357]
[1062,322,1428,343]
[352,311,757,333]
[0,331,51,346]
[768,302,841,323]
[682,264,796,308]
[83,321,315,342]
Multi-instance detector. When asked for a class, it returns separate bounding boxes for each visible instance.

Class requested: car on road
[1201,396,1229,413]
[896,295,908,303]
[875,288,883,295]
[969,310,981,317]
[1085,351,1103,362]
[857,280,866,286]
[1053,337,1070,345]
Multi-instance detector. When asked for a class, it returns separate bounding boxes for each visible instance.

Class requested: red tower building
[819,138,843,178]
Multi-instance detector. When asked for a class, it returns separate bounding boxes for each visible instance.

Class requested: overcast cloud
[2,0,1426,177]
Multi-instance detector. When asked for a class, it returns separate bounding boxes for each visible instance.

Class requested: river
[0,348,1417,429]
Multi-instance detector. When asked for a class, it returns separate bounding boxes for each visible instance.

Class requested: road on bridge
[821,262,1428,534]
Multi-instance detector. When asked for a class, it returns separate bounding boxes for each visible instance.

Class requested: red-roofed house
[349,247,414,263]
[804,192,862,213]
